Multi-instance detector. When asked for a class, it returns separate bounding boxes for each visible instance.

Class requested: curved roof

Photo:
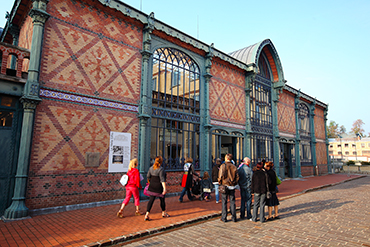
[229,39,284,82]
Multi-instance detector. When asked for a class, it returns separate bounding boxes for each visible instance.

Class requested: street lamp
[338,134,343,160]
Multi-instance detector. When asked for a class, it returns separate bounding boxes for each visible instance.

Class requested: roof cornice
[99,0,251,71]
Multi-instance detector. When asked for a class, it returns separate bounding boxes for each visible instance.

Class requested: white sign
[108,132,131,173]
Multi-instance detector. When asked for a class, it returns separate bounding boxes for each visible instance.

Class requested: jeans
[123,186,140,206]
[179,187,193,202]
[252,193,266,222]
[240,188,252,219]
[221,189,236,222]
[213,183,219,202]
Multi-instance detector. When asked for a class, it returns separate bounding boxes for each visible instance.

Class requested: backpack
[120,174,129,186]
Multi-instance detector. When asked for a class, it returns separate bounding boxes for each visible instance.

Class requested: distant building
[0,0,329,219]
[329,134,370,162]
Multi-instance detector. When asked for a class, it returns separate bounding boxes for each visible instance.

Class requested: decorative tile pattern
[277,92,296,134]
[209,61,246,124]
[316,142,328,165]
[41,15,141,104]
[40,89,138,112]
[314,107,326,139]
[210,120,245,130]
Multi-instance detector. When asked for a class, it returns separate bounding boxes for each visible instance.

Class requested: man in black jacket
[218,153,239,222]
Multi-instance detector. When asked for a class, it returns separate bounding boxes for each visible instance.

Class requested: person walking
[117,158,142,218]
[238,157,253,219]
[212,158,222,203]
[218,153,239,222]
[251,162,269,223]
[179,157,198,202]
[144,156,170,221]
[265,161,280,220]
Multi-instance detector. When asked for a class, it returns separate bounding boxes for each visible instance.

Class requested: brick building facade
[0,0,329,219]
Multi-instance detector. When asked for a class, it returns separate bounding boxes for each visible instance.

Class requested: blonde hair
[185,157,193,164]
[153,156,163,170]
[128,158,138,171]
[203,171,210,180]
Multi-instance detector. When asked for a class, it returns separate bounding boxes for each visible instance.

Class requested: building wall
[277,90,296,134]
[209,58,246,125]
[26,0,143,209]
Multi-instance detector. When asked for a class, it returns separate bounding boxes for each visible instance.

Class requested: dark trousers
[240,188,252,219]
[146,195,166,213]
[221,189,236,221]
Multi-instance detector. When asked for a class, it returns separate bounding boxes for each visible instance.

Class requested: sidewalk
[0,174,364,247]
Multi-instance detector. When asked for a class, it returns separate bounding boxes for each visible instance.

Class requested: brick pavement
[123,175,370,247]
[0,174,364,247]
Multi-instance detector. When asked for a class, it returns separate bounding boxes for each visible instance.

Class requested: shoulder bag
[265,172,271,199]
[218,164,227,194]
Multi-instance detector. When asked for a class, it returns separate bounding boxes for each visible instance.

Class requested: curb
[82,175,366,246]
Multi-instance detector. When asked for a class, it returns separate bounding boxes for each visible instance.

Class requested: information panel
[108,132,131,173]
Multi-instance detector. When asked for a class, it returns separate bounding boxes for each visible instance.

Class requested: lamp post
[338,135,343,160]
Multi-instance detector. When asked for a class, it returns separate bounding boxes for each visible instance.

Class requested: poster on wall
[108,132,131,173]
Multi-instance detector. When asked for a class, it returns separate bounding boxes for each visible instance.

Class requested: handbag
[265,173,271,199]
[143,183,164,198]
[218,184,227,194]
[276,175,282,185]
[120,174,129,186]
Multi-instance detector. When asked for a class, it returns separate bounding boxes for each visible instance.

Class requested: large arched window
[250,53,273,164]
[150,48,200,170]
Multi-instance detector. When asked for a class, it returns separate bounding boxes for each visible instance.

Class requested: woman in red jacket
[117,158,142,217]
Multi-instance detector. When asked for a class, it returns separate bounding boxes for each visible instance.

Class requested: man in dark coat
[218,153,239,222]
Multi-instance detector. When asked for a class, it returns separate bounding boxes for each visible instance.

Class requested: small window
[1,96,17,107]
[329,145,333,148]
[352,144,356,148]
[353,151,357,155]
[337,144,341,148]
[329,151,333,154]
[345,151,349,155]
[344,143,349,148]
[338,151,342,155]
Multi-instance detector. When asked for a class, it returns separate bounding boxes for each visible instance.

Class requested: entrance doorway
[280,143,293,178]
[0,95,22,216]
[211,130,244,166]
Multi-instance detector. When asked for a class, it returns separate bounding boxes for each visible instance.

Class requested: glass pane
[0,111,13,127]
[1,96,16,107]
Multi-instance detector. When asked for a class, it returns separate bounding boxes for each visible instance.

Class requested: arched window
[298,103,312,165]
[151,48,200,170]
[298,103,310,135]
[257,51,272,80]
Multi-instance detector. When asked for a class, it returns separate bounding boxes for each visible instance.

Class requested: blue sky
[1,0,369,135]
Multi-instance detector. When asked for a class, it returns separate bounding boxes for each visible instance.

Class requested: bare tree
[351,119,365,136]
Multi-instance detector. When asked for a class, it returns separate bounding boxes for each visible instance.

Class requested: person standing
[179,157,197,202]
[212,158,222,203]
[265,161,280,220]
[251,162,268,223]
[117,158,142,218]
[218,153,239,222]
[144,156,170,221]
[238,157,253,219]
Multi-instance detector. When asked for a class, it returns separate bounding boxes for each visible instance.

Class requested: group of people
[116,154,280,223]
[215,154,280,223]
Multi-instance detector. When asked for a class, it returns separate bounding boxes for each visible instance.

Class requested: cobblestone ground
[121,176,370,247]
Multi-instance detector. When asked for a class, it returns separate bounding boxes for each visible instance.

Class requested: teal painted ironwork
[4,0,49,220]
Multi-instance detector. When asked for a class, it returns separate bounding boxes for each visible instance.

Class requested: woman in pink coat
[117,158,142,217]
